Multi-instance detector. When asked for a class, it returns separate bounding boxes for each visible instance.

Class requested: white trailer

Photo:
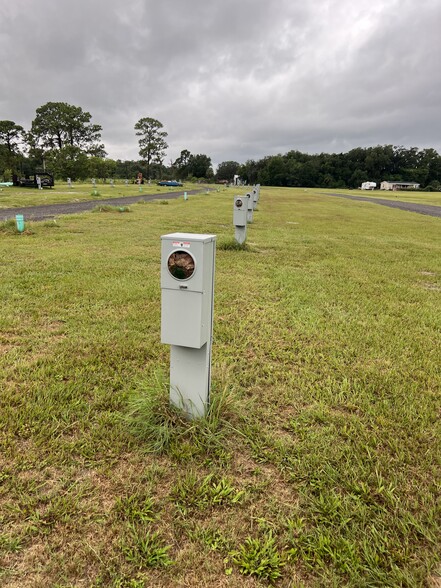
[361,182,376,190]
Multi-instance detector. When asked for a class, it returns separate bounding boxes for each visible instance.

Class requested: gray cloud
[1,0,440,167]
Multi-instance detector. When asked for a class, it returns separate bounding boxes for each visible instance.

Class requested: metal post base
[170,343,211,419]
[235,225,246,245]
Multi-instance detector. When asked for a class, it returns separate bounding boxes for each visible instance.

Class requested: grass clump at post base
[0,218,33,235]
[217,238,250,251]
[0,186,440,587]
[92,204,131,213]
[124,370,237,457]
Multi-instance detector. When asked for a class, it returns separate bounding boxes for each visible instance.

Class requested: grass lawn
[0,181,203,209]
[0,187,440,587]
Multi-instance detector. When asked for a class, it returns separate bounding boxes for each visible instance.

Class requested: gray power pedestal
[233,195,248,244]
[246,192,254,223]
[161,233,216,418]
[251,188,258,211]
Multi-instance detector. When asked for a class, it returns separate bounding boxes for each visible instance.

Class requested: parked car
[157,180,183,187]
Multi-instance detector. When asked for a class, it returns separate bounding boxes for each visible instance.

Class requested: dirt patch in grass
[421,282,441,291]
[1,542,49,588]
[0,343,16,354]
[428,573,441,588]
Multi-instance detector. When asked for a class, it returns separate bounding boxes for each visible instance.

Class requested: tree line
[238,146,441,190]
[2,101,441,189]
[0,103,214,183]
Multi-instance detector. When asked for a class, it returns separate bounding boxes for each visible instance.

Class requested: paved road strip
[324,192,441,218]
[0,189,205,221]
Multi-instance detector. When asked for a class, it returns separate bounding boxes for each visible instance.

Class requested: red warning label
[172,241,191,248]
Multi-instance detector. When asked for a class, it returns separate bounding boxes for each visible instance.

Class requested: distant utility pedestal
[161,233,216,419]
[233,195,248,244]
[246,192,254,223]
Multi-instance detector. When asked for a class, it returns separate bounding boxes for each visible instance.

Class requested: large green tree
[187,153,212,179]
[30,102,104,154]
[216,160,240,182]
[173,149,192,179]
[134,117,168,179]
[44,145,90,181]
[88,156,117,181]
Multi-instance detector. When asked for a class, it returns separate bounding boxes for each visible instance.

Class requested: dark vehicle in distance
[157,180,183,187]
[12,171,54,188]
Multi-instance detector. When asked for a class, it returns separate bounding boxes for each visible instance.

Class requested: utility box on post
[233,195,248,244]
[251,188,258,211]
[246,192,254,223]
[161,233,216,418]
[161,234,215,349]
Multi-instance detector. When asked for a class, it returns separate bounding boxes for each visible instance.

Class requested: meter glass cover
[235,198,243,207]
[167,251,195,280]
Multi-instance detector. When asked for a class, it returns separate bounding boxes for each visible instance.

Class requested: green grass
[121,525,174,569]
[230,532,285,582]
[1,182,439,210]
[0,187,440,587]
[0,181,203,208]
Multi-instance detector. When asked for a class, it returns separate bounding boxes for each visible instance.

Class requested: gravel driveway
[325,192,441,218]
[0,188,205,221]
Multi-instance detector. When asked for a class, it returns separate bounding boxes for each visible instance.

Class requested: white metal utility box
[233,195,248,227]
[161,233,216,349]
[246,192,254,223]
[251,189,258,210]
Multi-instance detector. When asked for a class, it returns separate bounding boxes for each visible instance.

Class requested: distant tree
[419,148,441,186]
[173,149,192,179]
[187,153,212,179]
[0,120,26,177]
[114,159,140,180]
[216,160,240,182]
[30,102,105,154]
[239,159,261,185]
[264,155,287,186]
[134,117,168,179]
[45,146,90,180]
[297,157,321,187]
[0,120,25,153]
[88,156,118,181]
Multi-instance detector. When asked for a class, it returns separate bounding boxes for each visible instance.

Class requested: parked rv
[360,181,376,190]
[12,171,54,188]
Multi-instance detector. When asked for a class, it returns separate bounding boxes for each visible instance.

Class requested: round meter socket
[235,198,243,207]
[167,250,195,280]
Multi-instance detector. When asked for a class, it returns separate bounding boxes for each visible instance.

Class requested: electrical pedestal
[161,233,216,419]
[233,196,248,245]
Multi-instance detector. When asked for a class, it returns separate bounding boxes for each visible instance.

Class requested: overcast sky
[1,0,440,168]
